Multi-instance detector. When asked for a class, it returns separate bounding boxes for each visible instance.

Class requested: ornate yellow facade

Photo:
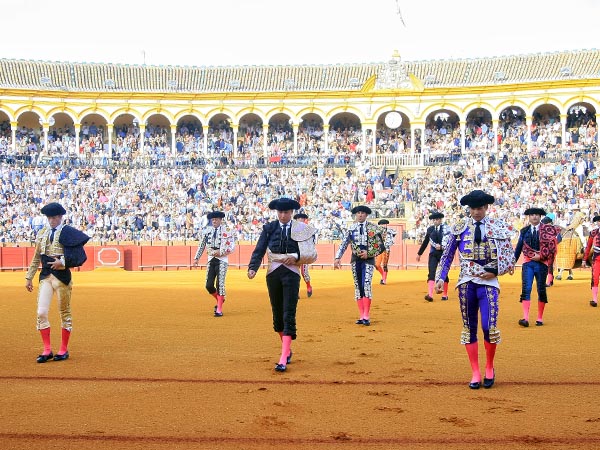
[1,49,599,162]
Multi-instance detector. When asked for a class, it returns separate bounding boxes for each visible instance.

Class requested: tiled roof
[409,49,600,86]
[0,49,598,93]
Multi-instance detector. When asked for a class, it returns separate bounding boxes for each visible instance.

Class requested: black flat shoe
[362,319,371,326]
[424,295,433,302]
[518,319,529,327]
[441,296,449,301]
[214,311,223,317]
[53,352,69,361]
[469,381,481,390]
[591,301,598,307]
[483,371,495,389]
[355,319,365,325]
[535,320,544,326]
[36,352,54,363]
[286,350,293,365]
[274,364,286,372]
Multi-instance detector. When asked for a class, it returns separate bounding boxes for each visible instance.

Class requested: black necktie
[532,226,538,247]
[212,227,218,242]
[474,221,482,244]
[50,228,56,243]
[281,224,288,252]
[360,224,364,235]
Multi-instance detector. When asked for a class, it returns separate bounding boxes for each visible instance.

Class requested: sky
[2,0,599,67]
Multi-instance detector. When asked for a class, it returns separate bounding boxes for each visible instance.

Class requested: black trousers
[205,257,221,294]
[266,265,301,339]
[428,252,449,282]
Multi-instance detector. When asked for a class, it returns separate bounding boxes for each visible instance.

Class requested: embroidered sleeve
[436,234,458,281]
[194,230,208,260]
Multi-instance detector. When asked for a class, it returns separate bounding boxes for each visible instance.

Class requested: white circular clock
[385,112,402,129]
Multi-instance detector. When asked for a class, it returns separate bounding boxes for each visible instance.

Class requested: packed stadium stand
[0,49,598,269]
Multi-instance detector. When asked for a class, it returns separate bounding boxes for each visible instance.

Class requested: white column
[232,125,238,157]
[460,120,466,154]
[203,125,209,155]
[526,115,531,153]
[75,124,81,158]
[492,119,499,153]
[139,125,146,156]
[10,121,17,153]
[323,124,329,153]
[561,114,567,148]
[171,124,177,157]
[107,124,113,159]
[293,123,298,155]
[361,128,367,156]
[263,124,269,158]
[43,126,49,156]
[371,127,376,155]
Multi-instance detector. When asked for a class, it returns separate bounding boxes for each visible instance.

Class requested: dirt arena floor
[1,267,600,450]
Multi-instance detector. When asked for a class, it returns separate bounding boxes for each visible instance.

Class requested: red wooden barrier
[1,237,466,272]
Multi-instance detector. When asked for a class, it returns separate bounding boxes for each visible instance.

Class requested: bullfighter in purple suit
[435,190,515,390]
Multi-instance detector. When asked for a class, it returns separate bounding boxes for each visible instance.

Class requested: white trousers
[36,274,73,331]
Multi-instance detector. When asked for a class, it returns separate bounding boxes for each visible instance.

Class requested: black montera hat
[268,198,301,211]
[378,219,390,225]
[293,213,309,220]
[429,212,444,220]
[351,205,372,215]
[459,190,495,208]
[41,202,66,217]
[207,211,225,220]
[524,207,547,216]
[593,216,600,223]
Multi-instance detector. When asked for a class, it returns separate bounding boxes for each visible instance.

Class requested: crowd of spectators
[0,111,598,247]
[1,107,597,169]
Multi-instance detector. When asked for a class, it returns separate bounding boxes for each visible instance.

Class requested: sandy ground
[1,267,600,450]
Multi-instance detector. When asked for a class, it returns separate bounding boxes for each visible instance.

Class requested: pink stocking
[465,342,480,383]
[357,298,365,319]
[40,327,51,355]
[278,335,292,366]
[483,341,496,380]
[216,295,224,314]
[363,297,372,320]
[59,328,71,355]
[443,282,449,296]
[521,300,531,321]
[537,302,546,322]
[593,287,598,303]
[427,280,435,296]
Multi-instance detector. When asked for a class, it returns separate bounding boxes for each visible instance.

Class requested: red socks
[59,328,71,355]
[40,327,52,355]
